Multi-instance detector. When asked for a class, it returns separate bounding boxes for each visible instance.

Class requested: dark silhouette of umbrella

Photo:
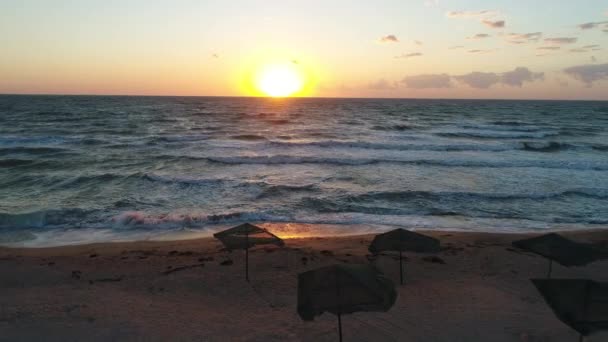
[298,264,397,342]
[368,228,441,284]
[513,233,607,278]
[532,279,608,341]
[213,223,284,282]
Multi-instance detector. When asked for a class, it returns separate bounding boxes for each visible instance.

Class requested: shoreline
[2,222,607,249]
[2,228,608,340]
[2,227,607,256]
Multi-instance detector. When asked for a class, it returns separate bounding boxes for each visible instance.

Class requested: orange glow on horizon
[239,54,318,97]
[256,63,304,97]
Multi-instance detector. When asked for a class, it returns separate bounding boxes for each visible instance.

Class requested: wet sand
[1,227,608,341]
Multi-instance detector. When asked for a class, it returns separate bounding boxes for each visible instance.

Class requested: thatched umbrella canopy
[513,233,607,278]
[298,264,397,341]
[214,223,284,281]
[532,279,608,341]
[368,228,441,284]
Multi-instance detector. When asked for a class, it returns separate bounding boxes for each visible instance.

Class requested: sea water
[1,95,607,246]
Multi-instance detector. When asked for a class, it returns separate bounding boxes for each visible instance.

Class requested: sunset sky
[1,0,607,99]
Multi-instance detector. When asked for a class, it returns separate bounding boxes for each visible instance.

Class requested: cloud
[454,72,501,88]
[563,63,608,85]
[502,67,544,87]
[570,48,588,53]
[402,74,452,88]
[449,45,465,49]
[414,40,423,46]
[578,21,608,30]
[368,79,398,90]
[212,53,219,58]
[544,37,578,45]
[446,10,498,18]
[395,52,423,59]
[454,67,543,88]
[467,33,491,39]
[582,45,600,49]
[468,49,494,54]
[505,32,542,44]
[446,10,504,29]
[537,46,561,50]
[404,67,543,89]
[379,35,399,43]
[424,0,438,7]
[482,20,506,28]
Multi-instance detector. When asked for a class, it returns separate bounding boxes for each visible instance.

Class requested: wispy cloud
[544,37,578,45]
[402,74,452,88]
[578,21,608,30]
[449,45,465,49]
[414,40,423,46]
[406,67,543,89]
[446,10,498,18]
[482,20,506,28]
[468,49,495,54]
[368,79,398,90]
[467,33,491,40]
[564,63,608,86]
[395,52,423,59]
[454,72,501,89]
[379,35,399,43]
[570,46,601,53]
[537,46,561,51]
[446,10,504,29]
[502,67,544,87]
[505,32,542,44]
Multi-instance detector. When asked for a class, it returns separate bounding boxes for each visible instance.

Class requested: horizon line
[1,92,607,102]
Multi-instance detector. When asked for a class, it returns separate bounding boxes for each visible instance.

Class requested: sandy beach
[1,225,607,341]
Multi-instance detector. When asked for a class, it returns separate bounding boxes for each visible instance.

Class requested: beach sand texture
[1,227,608,341]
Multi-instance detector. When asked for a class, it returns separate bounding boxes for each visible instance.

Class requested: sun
[256,63,304,97]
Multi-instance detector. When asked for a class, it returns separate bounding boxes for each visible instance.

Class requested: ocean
[1,95,607,246]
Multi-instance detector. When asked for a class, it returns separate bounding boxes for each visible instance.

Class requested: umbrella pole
[245,247,249,282]
[245,230,250,282]
[336,269,342,342]
[547,260,552,279]
[338,313,342,342]
[399,251,403,285]
[579,333,584,342]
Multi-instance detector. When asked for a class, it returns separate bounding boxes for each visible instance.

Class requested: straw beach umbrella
[213,223,284,282]
[532,279,608,342]
[297,264,397,342]
[368,228,441,284]
[513,233,607,278]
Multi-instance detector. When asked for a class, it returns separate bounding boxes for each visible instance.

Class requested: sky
[1,0,607,100]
